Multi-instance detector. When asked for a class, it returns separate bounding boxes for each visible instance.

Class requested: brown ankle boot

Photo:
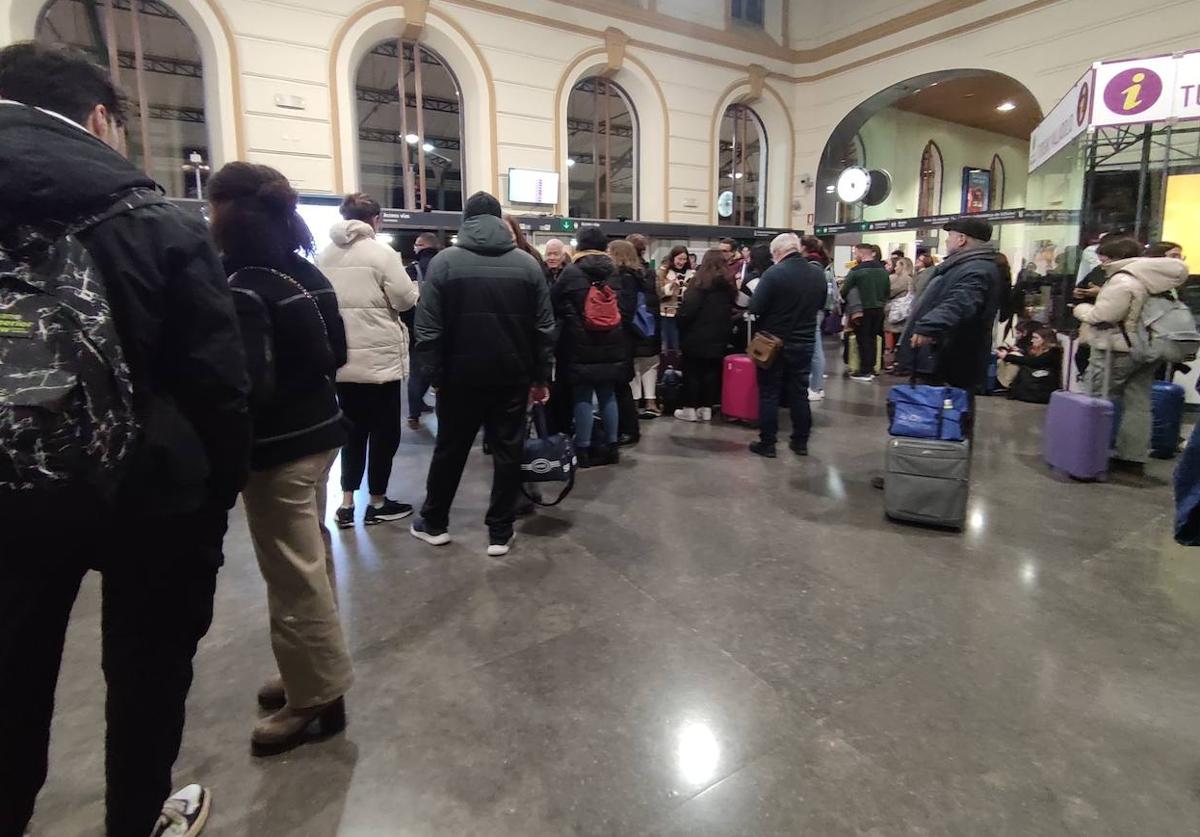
[256,675,286,711]
[251,697,346,757]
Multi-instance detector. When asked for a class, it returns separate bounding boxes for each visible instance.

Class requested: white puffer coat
[1075,257,1189,353]
[317,220,419,383]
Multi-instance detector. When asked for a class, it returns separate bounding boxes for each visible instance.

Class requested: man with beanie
[409,191,556,557]
[897,218,1005,393]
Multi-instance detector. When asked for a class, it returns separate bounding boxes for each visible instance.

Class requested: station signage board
[1092,54,1179,127]
[1029,70,1093,172]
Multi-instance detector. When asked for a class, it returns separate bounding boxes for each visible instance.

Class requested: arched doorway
[355,39,464,212]
[567,76,637,220]
[717,103,767,227]
[36,0,209,197]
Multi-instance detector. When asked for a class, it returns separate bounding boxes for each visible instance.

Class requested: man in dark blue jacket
[410,192,556,557]
[898,218,1005,392]
[747,233,828,458]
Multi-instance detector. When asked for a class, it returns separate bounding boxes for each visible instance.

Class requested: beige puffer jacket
[317,220,419,383]
[1075,257,1189,352]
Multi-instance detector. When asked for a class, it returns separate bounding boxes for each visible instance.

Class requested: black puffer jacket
[414,214,556,387]
[678,281,737,360]
[0,101,251,517]
[629,264,661,358]
[899,246,1004,390]
[228,255,347,470]
[1004,347,1062,404]
[552,252,633,385]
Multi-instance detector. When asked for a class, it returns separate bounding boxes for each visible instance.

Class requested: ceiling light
[422,142,435,152]
[567,158,576,167]
[404,133,420,145]
[733,172,744,180]
[996,101,1017,112]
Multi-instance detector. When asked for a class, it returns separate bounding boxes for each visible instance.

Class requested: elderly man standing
[544,238,569,284]
[747,233,828,459]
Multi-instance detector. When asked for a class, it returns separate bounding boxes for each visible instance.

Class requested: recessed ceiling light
[422,142,435,152]
[996,101,1017,112]
[566,158,576,167]
[404,133,419,145]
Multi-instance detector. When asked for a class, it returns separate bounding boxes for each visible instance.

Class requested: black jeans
[757,343,814,447]
[683,355,723,409]
[420,384,527,538]
[854,308,885,375]
[617,379,639,438]
[0,511,223,837]
[337,381,402,496]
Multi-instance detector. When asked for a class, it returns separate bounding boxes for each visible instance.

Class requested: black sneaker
[334,506,355,529]
[789,442,809,456]
[871,476,886,490]
[749,441,777,458]
[364,499,413,525]
[409,517,451,546]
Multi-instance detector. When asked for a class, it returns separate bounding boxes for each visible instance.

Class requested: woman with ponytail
[207,162,354,756]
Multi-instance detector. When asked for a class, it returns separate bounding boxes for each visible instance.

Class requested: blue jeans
[661,318,680,352]
[573,383,618,449]
[810,312,826,389]
[757,343,814,447]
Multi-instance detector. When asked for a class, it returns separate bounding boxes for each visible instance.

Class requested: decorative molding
[401,0,428,40]
[747,64,767,103]
[603,26,628,76]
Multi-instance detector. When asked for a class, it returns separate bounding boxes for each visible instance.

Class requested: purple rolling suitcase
[1043,348,1115,480]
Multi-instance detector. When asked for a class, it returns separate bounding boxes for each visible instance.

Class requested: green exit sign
[559,218,577,232]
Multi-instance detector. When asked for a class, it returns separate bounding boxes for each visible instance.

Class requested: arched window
[990,154,1006,210]
[917,140,944,216]
[567,77,637,220]
[355,40,464,212]
[718,103,767,227]
[36,0,209,198]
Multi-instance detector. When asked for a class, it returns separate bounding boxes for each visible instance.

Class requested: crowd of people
[0,40,1195,837]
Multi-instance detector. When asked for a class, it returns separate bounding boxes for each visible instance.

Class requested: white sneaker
[151,784,211,837]
[808,389,825,402]
[697,407,713,421]
[674,408,699,422]
[850,374,876,383]
[487,534,515,557]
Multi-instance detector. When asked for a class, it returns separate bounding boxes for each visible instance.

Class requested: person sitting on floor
[998,326,1062,404]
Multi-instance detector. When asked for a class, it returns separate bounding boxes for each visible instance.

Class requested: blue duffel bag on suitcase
[1151,380,1185,459]
[887,381,971,441]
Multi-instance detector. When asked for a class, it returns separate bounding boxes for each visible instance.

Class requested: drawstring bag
[583,280,621,332]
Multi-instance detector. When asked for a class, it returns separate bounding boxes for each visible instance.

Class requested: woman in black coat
[550,228,633,467]
[675,249,737,422]
[999,326,1062,404]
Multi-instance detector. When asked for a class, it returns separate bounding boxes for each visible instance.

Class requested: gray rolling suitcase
[884,436,970,530]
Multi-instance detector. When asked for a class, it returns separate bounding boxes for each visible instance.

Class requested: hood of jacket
[573,251,616,282]
[0,101,155,231]
[1105,256,1189,294]
[456,214,517,255]
[414,246,438,276]
[329,219,375,246]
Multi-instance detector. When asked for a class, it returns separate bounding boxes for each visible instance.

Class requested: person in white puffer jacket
[1075,247,1189,468]
[317,193,419,527]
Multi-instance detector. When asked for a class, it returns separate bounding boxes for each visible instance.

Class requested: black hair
[0,41,127,127]
[1097,237,1142,261]
[1147,241,1182,257]
[414,232,441,250]
[748,244,773,276]
[719,237,739,250]
[339,192,381,223]
[208,162,314,270]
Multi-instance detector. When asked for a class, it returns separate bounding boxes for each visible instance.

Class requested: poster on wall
[961,168,992,214]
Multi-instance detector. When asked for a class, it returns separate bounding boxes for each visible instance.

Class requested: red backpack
[582,280,621,332]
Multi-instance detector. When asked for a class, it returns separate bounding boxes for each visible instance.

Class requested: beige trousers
[242,448,353,708]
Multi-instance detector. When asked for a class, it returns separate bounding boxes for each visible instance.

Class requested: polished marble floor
[29,355,1200,836]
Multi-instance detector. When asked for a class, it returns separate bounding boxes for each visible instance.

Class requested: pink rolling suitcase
[722,354,758,422]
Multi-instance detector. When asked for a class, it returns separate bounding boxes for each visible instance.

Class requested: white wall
[6,0,1200,232]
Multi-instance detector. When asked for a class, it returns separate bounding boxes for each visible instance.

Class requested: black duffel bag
[520,404,576,506]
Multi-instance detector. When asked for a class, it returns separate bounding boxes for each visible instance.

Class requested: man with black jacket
[410,192,556,557]
[747,233,828,458]
[405,231,440,428]
[841,243,891,381]
[898,218,1004,393]
[0,43,251,837]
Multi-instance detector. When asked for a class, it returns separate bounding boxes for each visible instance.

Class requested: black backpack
[0,191,166,498]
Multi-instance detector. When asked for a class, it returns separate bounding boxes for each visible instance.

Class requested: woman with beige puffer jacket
[317,193,419,527]
[1075,253,1188,466]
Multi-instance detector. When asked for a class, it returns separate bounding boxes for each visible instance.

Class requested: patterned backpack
[0,191,165,497]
